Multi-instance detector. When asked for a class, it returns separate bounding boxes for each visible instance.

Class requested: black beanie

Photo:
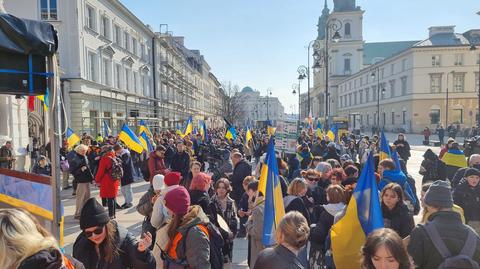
[464,168,480,178]
[424,180,453,209]
[80,198,110,230]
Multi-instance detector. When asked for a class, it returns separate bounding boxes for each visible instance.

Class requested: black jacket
[170,151,190,179]
[407,211,480,269]
[382,202,415,238]
[420,149,447,183]
[69,153,94,183]
[284,196,311,224]
[254,245,304,269]
[164,145,176,166]
[453,181,480,223]
[119,150,134,186]
[230,159,252,203]
[189,190,215,222]
[32,163,52,176]
[452,167,471,188]
[19,248,85,269]
[393,140,411,161]
[310,203,345,248]
[73,222,155,269]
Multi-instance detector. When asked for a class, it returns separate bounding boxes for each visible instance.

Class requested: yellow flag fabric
[119,124,144,154]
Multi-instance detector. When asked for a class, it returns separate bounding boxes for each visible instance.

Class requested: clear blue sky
[120,0,479,113]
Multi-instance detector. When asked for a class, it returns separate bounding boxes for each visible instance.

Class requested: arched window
[344,23,351,37]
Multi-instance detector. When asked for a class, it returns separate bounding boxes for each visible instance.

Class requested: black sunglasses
[84,225,104,237]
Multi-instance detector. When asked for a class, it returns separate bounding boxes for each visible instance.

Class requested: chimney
[428,26,455,37]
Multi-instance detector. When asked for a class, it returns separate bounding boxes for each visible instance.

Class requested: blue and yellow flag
[199,120,208,142]
[259,137,285,246]
[379,130,391,161]
[331,152,384,268]
[442,148,468,168]
[225,126,237,140]
[176,123,184,137]
[267,120,276,136]
[316,122,323,139]
[183,116,193,137]
[36,88,49,111]
[139,131,154,153]
[66,127,80,149]
[103,121,112,137]
[326,125,337,142]
[245,126,253,148]
[119,124,144,154]
[139,120,152,137]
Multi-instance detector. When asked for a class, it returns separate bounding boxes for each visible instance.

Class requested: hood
[178,205,209,232]
[323,203,345,217]
[423,149,438,161]
[18,248,62,269]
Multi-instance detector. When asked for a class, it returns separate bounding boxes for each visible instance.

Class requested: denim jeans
[121,184,133,204]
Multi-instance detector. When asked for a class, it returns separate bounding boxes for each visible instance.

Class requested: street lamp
[371,68,386,134]
[297,66,307,118]
[266,90,272,121]
[470,44,480,127]
[292,83,301,127]
[303,40,323,116]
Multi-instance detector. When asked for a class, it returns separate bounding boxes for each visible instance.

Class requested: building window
[87,51,98,82]
[391,112,395,125]
[402,110,407,124]
[100,16,110,39]
[132,38,138,56]
[390,80,396,97]
[477,54,480,65]
[401,76,407,95]
[454,54,463,66]
[432,55,441,67]
[429,109,440,124]
[430,74,442,93]
[40,0,57,20]
[382,112,386,126]
[359,90,363,104]
[476,72,479,93]
[124,32,130,51]
[354,92,357,105]
[365,88,370,103]
[360,77,363,86]
[367,114,370,126]
[344,22,351,38]
[115,64,122,89]
[114,24,121,45]
[390,64,395,75]
[101,58,111,86]
[89,110,98,135]
[372,86,377,101]
[453,73,465,92]
[402,59,407,71]
[133,71,138,94]
[453,109,463,124]
[348,93,352,106]
[85,5,96,31]
[125,68,132,91]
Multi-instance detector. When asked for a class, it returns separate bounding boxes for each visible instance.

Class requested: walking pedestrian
[69,144,94,219]
[95,146,120,219]
[437,125,445,145]
[113,144,134,209]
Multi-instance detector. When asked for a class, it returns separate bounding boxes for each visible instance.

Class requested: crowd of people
[1,125,480,269]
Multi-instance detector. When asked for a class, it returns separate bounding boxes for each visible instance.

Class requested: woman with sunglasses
[73,198,155,269]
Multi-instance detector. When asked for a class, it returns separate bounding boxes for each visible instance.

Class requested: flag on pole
[199,120,208,142]
[66,128,80,149]
[315,121,323,139]
[245,125,253,148]
[176,123,184,137]
[183,116,193,137]
[139,120,152,137]
[267,120,276,136]
[103,121,112,137]
[36,87,49,111]
[379,130,391,161]
[225,126,237,140]
[119,124,144,154]
[326,125,337,142]
[139,131,154,153]
[259,137,285,246]
[331,152,384,268]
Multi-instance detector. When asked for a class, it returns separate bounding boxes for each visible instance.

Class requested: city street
[61,133,439,268]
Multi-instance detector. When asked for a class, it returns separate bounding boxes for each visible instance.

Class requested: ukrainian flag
[267,120,276,136]
[379,130,391,161]
[199,120,208,142]
[259,137,285,246]
[326,125,337,142]
[119,124,144,154]
[183,116,193,137]
[66,127,80,149]
[245,126,253,148]
[103,121,111,137]
[138,120,152,137]
[139,131,154,153]
[176,123,184,137]
[316,122,323,139]
[331,152,384,268]
[225,126,237,140]
[36,87,49,111]
[442,148,468,168]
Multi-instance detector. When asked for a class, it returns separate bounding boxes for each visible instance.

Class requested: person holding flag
[244,125,254,162]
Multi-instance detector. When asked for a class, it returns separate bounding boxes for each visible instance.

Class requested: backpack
[140,157,151,182]
[108,156,124,180]
[162,223,224,269]
[424,222,480,269]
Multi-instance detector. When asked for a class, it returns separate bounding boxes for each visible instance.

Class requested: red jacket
[148,152,169,181]
[95,152,119,198]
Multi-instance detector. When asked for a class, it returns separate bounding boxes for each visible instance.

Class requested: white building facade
[236,87,284,127]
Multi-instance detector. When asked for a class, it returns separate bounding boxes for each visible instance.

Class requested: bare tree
[221,81,246,126]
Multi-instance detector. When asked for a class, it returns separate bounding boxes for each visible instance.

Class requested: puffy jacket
[230,159,252,203]
[453,181,480,223]
[407,210,480,269]
[95,152,120,198]
[69,153,94,183]
[254,245,304,269]
[382,202,415,238]
[147,152,169,182]
[393,139,411,161]
[73,221,155,269]
[420,149,447,183]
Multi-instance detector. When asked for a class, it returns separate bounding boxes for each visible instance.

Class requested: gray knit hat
[424,180,453,208]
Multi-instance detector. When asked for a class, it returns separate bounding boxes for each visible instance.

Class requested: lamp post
[470,44,480,127]
[303,40,323,115]
[266,90,272,121]
[297,66,307,119]
[321,18,342,129]
[371,67,386,134]
[292,83,300,132]
[445,71,454,129]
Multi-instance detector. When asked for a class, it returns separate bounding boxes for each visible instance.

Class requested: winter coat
[170,151,190,179]
[164,145,176,167]
[453,181,480,224]
[166,205,211,269]
[382,202,415,238]
[419,149,447,184]
[283,195,311,224]
[310,203,345,248]
[69,153,94,183]
[189,190,215,222]
[212,195,238,262]
[407,210,480,269]
[32,163,52,176]
[247,198,265,267]
[147,152,169,182]
[0,145,14,169]
[18,248,85,269]
[254,245,304,269]
[150,185,177,229]
[95,152,120,199]
[393,139,411,161]
[323,148,340,162]
[118,149,134,186]
[451,166,480,188]
[230,159,252,203]
[73,221,155,269]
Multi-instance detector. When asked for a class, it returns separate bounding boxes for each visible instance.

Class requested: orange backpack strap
[166,224,210,260]
[63,255,76,269]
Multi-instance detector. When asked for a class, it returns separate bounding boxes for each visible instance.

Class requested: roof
[241,86,254,93]
[363,41,419,65]
[414,33,470,47]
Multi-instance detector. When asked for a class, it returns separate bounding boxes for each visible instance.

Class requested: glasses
[84,225,104,237]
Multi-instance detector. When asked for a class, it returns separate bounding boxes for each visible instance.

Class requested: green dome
[241,86,254,93]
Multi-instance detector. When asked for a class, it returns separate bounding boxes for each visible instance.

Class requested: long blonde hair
[0,209,59,269]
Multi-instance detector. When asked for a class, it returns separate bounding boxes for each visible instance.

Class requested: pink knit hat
[164,186,190,215]
[189,172,212,192]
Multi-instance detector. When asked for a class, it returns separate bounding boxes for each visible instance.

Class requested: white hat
[152,174,165,191]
